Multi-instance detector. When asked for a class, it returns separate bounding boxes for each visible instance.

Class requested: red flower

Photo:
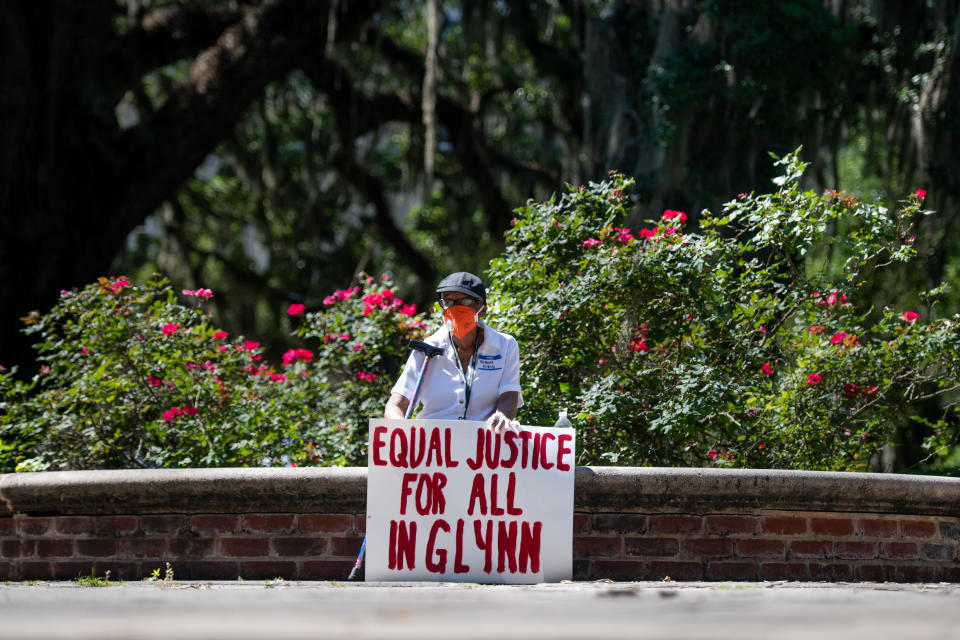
[806,373,823,386]
[830,331,847,345]
[356,371,376,382]
[212,330,228,339]
[381,289,394,300]
[662,209,687,223]
[282,348,314,367]
[708,450,718,459]
[761,362,774,376]
[639,227,657,240]
[161,323,180,337]
[162,406,183,421]
[244,340,260,352]
[582,238,603,248]
[269,374,286,383]
[915,189,927,199]
[147,375,163,387]
[843,383,860,398]
[352,344,363,352]
[287,303,307,315]
[362,293,383,306]
[901,311,919,322]
[400,304,417,316]
[182,404,198,417]
[631,339,647,352]
[111,279,131,293]
[809,325,825,334]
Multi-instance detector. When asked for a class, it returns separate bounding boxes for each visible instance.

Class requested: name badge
[478,354,502,371]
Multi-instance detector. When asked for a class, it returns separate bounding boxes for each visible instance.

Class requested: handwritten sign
[365,418,575,583]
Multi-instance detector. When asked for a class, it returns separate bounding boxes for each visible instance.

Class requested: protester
[384,272,522,433]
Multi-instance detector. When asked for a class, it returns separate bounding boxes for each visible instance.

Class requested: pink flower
[182,404,198,417]
[612,227,634,244]
[352,344,363,352]
[844,383,860,398]
[287,303,306,315]
[162,323,180,337]
[381,289,394,300]
[830,331,847,345]
[81,347,88,355]
[244,340,260,352]
[552,221,563,228]
[362,305,373,316]
[759,325,766,334]
[761,362,774,376]
[663,227,678,236]
[212,330,228,339]
[111,279,131,293]
[809,325,825,334]
[340,333,350,340]
[400,304,417,316]
[631,339,647,352]
[323,296,337,306]
[662,209,687,223]
[806,373,823,386]
[639,227,657,240]
[282,348,314,367]
[182,288,213,299]
[582,238,603,248]
[270,373,286,383]
[355,371,376,382]
[147,375,163,387]
[162,406,183,421]
[362,293,383,306]
[902,311,919,322]
[708,450,718,459]
[915,189,926,199]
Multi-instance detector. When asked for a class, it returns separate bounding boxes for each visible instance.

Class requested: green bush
[487,151,960,470]
[0,274,432,472]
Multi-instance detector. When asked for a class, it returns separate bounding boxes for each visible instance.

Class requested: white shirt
[391,322,523,421]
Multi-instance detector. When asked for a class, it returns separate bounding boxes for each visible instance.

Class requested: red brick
[140,515,187,535]
[0,519,13,536]
[648,515,702,535]
[808,563,852,581]
[92,561,139,580]
[273,537,328,557]
[682,538,733,558]
[50,562,99,580]
[18,517,52,535]
[880,542,918,560]
[173,561,238,580]
[352,515,366,535]
[901,520,936,538]
[76,539,118,558]
[650,561,703,581]
[189,515,240,536]
[118,538,166,559]
[243,514,296,534]
[836,541,876,560]
[854,564,891,582]
[55,516,94,535]
[936,565,960,582]
[573,536,621,558]
[302,560,355,580]
[789,540,832,559]
[330,536,364,557]
[761,516,807,535]
[891,565,937,582]
[36,539,74,558]
[705,516,757,535]
[0,561,12,580]
[921,542,955,561]
[707,561,756,581]
[735,539,784,558]
[858,519,897,537]
[241,561,298,580]
[1,539,29,558]
[591,560,648,581]
[92,516,138,536]
[299,514,353,534]
[573,514,591,534]
[220,538,270,558]
[167,538,215,558]
[758,562,807,581]
[591,514,647,535]
[810,518,854,537]
[17,562,53,580]
[625,537,679,558]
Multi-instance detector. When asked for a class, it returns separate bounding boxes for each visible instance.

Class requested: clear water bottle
[553,410,573,428]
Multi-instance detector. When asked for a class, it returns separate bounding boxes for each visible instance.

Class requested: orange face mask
[443,304,480,340]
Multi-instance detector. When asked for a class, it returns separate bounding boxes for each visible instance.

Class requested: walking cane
[348,339,445,580]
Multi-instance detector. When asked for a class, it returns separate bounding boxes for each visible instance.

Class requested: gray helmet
[436,272,486,302]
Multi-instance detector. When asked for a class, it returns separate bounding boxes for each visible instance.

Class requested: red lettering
[539,433,555,469]
[506,472,522,516]
[484,429,501,469]
[372,426,388,465]
[415,474,432,515]
[399,473,417,515]
[454,519,469,573]
[409,427,426,468]
[444,428,458,467]
[556,434,573,471]
[497,520,518,573]
[489,474,504,516]
[425,519,450,573]
[473,519,493,573]
[388,520,417,570]
[531,432,541,470]
[467,473,487,515]
[426,428,443,466]
[501,431,519,468]
[466,428,485,470]
[431,472,447,514]
[519,431,533,467]
[389,428,408,468]
[519,521,542,573]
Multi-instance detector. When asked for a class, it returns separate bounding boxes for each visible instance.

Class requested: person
[384,272,522,433]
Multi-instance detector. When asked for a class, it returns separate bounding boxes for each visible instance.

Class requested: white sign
[365,418,575,583]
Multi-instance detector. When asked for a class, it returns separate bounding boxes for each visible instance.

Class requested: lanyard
[451,330,481,420]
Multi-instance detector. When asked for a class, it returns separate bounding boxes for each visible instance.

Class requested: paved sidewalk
[2,580,959,639]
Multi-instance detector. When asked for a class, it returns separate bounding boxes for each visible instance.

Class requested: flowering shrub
[487,151,960,470]
[0,274,432,472]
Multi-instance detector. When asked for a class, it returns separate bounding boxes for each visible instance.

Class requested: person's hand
[486,410,520,434]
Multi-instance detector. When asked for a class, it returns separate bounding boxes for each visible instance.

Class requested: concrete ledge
[2,466,959,517]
